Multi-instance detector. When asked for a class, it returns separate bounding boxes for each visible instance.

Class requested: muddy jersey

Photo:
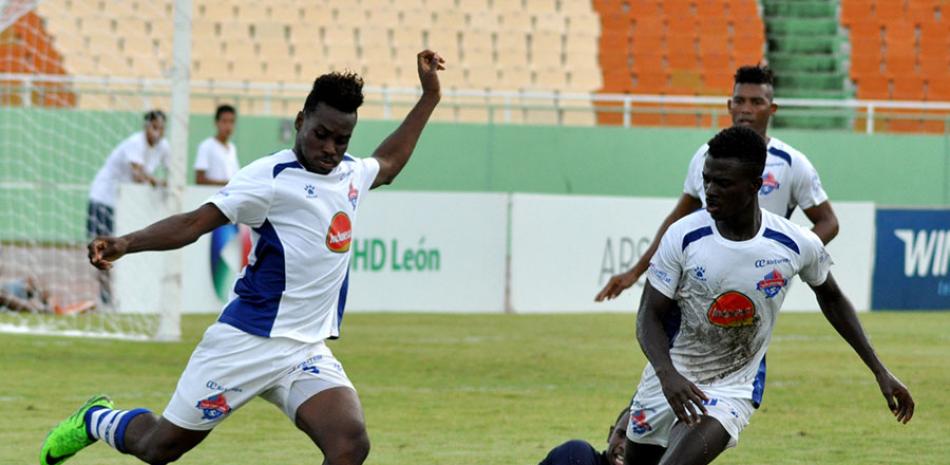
[641,209,831,404]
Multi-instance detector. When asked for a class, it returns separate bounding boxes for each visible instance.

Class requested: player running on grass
[624,126,913,465]
[596,65,839,303]
[39,50,445,465]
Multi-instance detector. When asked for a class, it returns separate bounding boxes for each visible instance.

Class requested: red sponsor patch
[326,212,352,253]
[707,291,756,327]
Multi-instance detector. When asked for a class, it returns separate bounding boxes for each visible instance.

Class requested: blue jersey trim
[273,160,303,178]
[752,356,767,408]
[343,154,355,162]
[768,147,792,166]
[763,228,800,254]
[219,219,286,337]
[682,226,713,251]
[336,269,350,332]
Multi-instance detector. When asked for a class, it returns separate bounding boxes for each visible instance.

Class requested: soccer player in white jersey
[40,50,445,465]
[596,66,839,302]
[194,104,239,186]
[624,127,914,465]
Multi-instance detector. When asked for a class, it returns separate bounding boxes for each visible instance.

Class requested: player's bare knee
[325,431,370,465]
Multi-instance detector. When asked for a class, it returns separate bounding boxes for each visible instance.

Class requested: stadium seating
[592,0,766,126]
[0,12,75,107]
[844,0,949,133]
[28,0,604,125]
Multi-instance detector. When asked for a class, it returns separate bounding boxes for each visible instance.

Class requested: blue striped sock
[86,408,150,453]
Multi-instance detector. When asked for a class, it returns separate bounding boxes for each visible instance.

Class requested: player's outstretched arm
[637,282,709,425]
[810,273,915,423]
[371,50,445,189]
[802,201,839,245]
[88,203,230,270]
[595,194,702,301]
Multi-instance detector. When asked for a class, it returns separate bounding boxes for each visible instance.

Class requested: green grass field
[4,312,948,464]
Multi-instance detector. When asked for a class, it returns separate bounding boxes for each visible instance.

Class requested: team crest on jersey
[756,269,787,299]
[707,291,756,327]
[760,172,780,195]
[196,393,231,420]
[629,408,654,435]
[326,211,352,253]
[304,184,317,199]
[348,181,359,208]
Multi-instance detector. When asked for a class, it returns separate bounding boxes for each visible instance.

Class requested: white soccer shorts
[163,322,355,430]
[626,385,754,449]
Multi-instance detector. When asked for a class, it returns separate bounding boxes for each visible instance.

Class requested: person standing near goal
[40,50,445,465]
[86,110,170,308]
[194,104,240,186]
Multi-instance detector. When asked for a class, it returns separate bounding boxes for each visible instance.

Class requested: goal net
[0,0,188,340]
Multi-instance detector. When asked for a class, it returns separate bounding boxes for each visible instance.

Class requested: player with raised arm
[596,66,839,303]
[624,126,913,465]
[39,50,445,465]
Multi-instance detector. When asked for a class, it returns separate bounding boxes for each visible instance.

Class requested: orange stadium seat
[892,76,925,100]
[855,75,890,99]
[632,71,668,93]
[908,3,938,25]
[927,78,950,100]
[851,55,882,77]
[919,58,950,78]
[884,54,917,77]
[874,1,905,21]
[631,51,663,70]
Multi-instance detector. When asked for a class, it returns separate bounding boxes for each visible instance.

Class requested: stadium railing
[4,73,950,135]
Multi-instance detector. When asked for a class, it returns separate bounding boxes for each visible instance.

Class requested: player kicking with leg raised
[625,126,914,465]
[39,50,444,465]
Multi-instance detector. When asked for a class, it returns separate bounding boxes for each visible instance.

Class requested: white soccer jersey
[641,209,832,405]
[194,137,240,183]
[89,131,170,206]
[208,149,380,343]
[683,137,828,218]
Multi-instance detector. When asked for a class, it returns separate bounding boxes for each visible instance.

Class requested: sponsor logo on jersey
[196,393,231,420]
[348,181,359,208]
[648,264,673,285]
[304,184,318,198]
[707,291,756,327]
[760,172,780,195]
[327,212,353,253]
[756,269,787,298]
[629,408,654,435]
[755,257,790,268]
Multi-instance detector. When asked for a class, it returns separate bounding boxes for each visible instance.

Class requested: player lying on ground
[539,407,630,465]
[39,50,444,465]
[624,126,913,465]
[0,276,93,315]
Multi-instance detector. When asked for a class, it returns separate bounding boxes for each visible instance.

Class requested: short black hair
[734,65,774,87]
[707,126,767,177]
[613,407,629,428]
[303,72,364,114]
[144,109,165,122]
[215,104,236,121]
